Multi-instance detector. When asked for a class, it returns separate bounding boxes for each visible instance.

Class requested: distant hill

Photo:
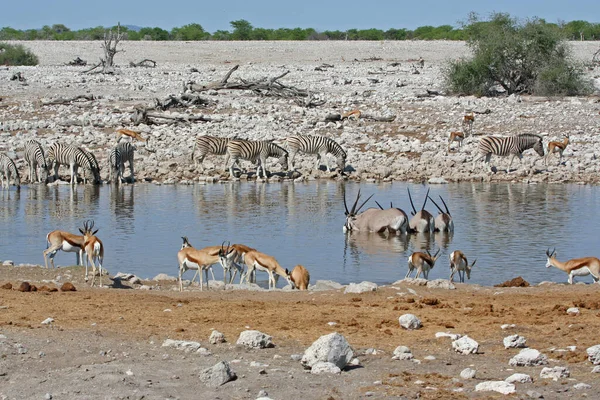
[124,25,142,32]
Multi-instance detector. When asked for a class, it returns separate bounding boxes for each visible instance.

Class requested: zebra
[191,135,231,172]
[0,153,20,188]
[226,139,289,178]
[79,148,101,184]
[109,142,136,184]
[473,134,544,173]
[24,139,49,183]
[46,143,98,185]
[285,134,346,172]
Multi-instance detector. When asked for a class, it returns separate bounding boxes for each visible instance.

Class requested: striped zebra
[79,148,101,184]
[473,134,544,172]
[24,139,49,183]
[190,135,230,172]
[47,143,98,185]
[226,139,289,178]
[0,153,20,188]
[109,142,136,184]
[285,134,346,172]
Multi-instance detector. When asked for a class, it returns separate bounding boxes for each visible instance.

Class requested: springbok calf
[408,188,434,233]
[462,112,475,136]
[545,135,569,166]
[177,242,237,291]
[449,250,476,283]
[343,190,408,234]
[406,249,440,280]
[289,264,310,290]
[545,248,600,285]
[43,230,85,269]
[427,194,454,233]
[79,220,105,287]
[243,250,293,290]
[447,131,464,151]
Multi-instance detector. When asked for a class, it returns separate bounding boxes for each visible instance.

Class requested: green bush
[0,43,39,65]
[445,13,592,96]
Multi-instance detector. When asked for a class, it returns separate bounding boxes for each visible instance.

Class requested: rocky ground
[2,264,600,399]
[1,40,600,185]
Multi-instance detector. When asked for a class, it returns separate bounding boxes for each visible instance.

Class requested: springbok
[116,128,146,143]
[230,243,256,283]
[43,229,85,269]
[545,135,569,166]
[289,264,310,290]
[406,249,440,280]
[447,131,464,151]
[427,194,454,233]
[545,248,600,285]
[242,250,293,290]
[79,220,105,287]
[177,240,237,291]
[449,250,476,283]
[462,112,474,136]
[343,189,408,234]
[217,241,245,284]
[408,188,434,233]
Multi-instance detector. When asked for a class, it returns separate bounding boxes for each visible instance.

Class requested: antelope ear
[79,228,85,235]
[285,268,290,275]
[92,229,99,235]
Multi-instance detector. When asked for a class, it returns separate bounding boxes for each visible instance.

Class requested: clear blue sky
[2,0,598,32]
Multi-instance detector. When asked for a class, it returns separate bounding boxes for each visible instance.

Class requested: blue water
[1,181,598,286]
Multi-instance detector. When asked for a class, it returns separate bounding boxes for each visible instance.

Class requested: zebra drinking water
[24,139,48,183]
[0,153,20,188]
[47,143,98,185]
[473,134,544,172]
[285,134,346,172]
[109,142,136,184]
[226,139,288,178]
[79,148,101,184]
[190,135,231,172]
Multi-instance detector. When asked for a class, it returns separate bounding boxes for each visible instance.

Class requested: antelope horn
[421,188,430,211]
[375,200,384,210]
[343,191,350,216]
[350,189,362,215]
[354,193,374,214]
[407,188,417,215]
[427,194,444,214]
[433,249,440,258]
[439,195,451,215]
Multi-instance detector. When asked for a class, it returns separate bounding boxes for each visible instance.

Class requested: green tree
[0,27,24,40]
[384,28,408,40]
[445,13,592,96]
[171,23,209,41]
[230,19,253,40]
[138,27,170,40]
[0,42,39,65]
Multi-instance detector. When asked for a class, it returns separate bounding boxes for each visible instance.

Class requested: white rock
[310,361,342,374]
[426,279,456,290]
[428,177,448,184]
[592,365,600,373]
[41,317,54,325]
[199,361,237,387]
[540,366,570,380]
[392,346,414,360]
[196,347,212,356]
[435,332,461,340]
[475,381,516,395]
[310,280,344,291]
[501,324,516,330]
[344,281,378,294]
[566,307,580,315]
[452,336,479,355]
[301,332,354,370]
[573,383,591,390]
[509,348,548,366]
[460,368,476,379]
[399,314,422,330]
[161,339,201,353]
[503,334,527,349]
[236,330,273,349]
[586,344,600,364]
[505,373,532,383]
[209,330,226,344]
[152,273,177,281]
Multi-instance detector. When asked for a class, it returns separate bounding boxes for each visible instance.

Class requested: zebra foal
[0,153,20,188]
[191,135,230,172]
[226,139,288,178]
[285,134,346,172]
[24,139,49,183]
[473,134,544,173]
[109,142,136,184]
[47,143,99,185]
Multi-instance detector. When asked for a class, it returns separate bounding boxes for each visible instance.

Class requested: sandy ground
[2,265,600,399]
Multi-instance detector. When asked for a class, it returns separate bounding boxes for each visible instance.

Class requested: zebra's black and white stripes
[80,148,101,184]
[47,143,99,185]
[191,136,230,171]
[24,139,48,183]
[473,134,544,172]
[226,139,288,178]
[285,134,346,172]
[0,153,20,187]
[109,142,136,184]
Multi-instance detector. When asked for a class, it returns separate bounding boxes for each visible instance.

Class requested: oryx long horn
[439,195,451,215]
[350,189,362,215]
[427,194,444,214]
[421,188,430,211]
[408,188,417,215]
[343,191,350,215]
[375,201,384,210]
[354,193,374,214]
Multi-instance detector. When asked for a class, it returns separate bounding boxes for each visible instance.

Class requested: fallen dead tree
[129,59,157,68]
[131,107,221,126]
[153,93,214,111]
[324,110,396,123]
[185,65,322,105]
[66,57,87,66]
[42,95,96,106]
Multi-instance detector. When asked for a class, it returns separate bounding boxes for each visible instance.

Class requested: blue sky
[2,0,599,32]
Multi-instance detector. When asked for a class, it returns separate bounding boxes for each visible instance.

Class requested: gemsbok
[408,188,434,233]
[43,229,85,269]
[289,264,310,290]
[343,189,408,234]
[79,220,105,287]
[545,248,600,285]
[449,250,476,283]
[242,250,293,290]
[427,194,454,233]
[545,135,569,166]
[406,249,440,280]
